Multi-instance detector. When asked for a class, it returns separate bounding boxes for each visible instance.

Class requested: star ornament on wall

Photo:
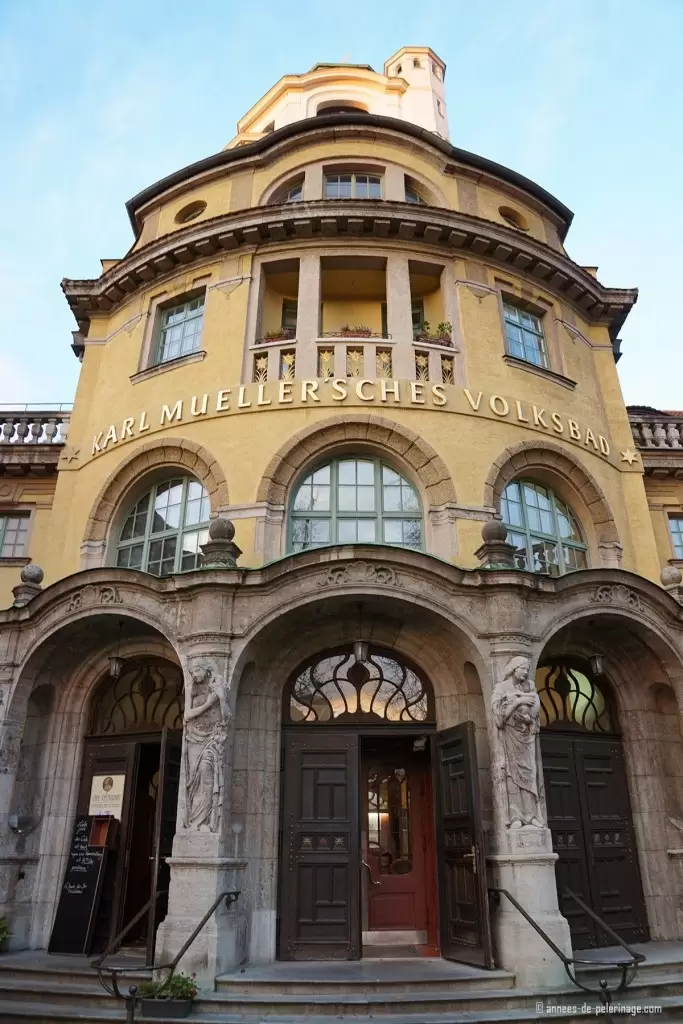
[620,448,639,465]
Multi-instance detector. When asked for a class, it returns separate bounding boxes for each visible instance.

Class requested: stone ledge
[130,350,207,384]
[502,354,577,390]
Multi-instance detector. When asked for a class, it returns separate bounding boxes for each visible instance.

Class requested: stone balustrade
[0,408,71,446]
[629,413,683,450]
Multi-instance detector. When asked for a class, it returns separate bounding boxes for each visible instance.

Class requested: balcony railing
[0,408,71,445]
[629,412,683,450]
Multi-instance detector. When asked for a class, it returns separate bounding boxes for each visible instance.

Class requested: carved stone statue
[183,660,232,832]
[491,655,545,828]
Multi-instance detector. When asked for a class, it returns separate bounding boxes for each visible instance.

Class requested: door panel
[435,722,493,967]
[147,729,183,962]
[280,731,360,960]
[541,731,648,949]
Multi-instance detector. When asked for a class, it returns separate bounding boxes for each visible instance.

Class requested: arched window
[289,457,422,552]
[535,662,615,733]
[269,177,304,204]
[90,660,184,735]
[501,479,587,575]
[285,647,433,724]
[116,477,210,576]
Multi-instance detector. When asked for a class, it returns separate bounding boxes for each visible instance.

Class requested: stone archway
[483,440,621,567]
[83,437,229,552]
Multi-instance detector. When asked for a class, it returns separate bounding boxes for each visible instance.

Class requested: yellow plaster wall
[321,301,383,334]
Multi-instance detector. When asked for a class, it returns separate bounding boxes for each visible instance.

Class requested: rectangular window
[503,302,549,368]
[324,173,382,200]
[669,516,683,559]
[0,512,30,557]
[411,300,425,337]
[281,299,298,335]
[156,294,205,365]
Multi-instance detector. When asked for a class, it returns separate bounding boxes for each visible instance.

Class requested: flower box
[140,997,192,1019]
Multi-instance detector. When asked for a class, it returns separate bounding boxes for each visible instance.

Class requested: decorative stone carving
[317,561,398,588]
[474,518,517,570]
[589,584,641,611]
[491,656,545,829]
[183,660,232,832]
[67,584,123,612]
[13,564,45,607]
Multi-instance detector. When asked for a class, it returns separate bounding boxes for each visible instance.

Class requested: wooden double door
[541,730,648,949]
[278,724,493,966]
[65,729,181,959]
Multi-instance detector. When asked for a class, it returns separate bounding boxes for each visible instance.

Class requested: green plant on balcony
[338,324,372,337]
[414,320,452,345]
[261,328,295,342]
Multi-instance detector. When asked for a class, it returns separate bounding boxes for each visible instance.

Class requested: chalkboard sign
[48,815,108,955]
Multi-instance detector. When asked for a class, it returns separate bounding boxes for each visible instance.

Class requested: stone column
[440,262,467,385]
[484,644,572,989]
[383,163,405,202]
[385,254,414,379]
[303,164,323,201]
[155,647,248,988]
[295,252,320,379]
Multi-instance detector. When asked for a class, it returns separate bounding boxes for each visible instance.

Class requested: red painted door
[361,738,438,955]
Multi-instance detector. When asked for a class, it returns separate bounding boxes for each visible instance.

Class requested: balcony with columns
[245,249,463,386]
[0,405,71,476]
[628,406,683,479]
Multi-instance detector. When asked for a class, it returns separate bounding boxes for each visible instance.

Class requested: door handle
[461,845,478,876]
[362,859,382,887]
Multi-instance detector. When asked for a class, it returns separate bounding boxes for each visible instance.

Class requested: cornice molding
[62,200,636,342]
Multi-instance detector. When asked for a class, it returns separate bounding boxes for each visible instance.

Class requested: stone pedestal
[488,828,572,989]
[155,855,247,989]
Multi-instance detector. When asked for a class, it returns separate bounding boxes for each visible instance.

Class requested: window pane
[383,486,402,512]
[356,461,374,485]
[670,517,683,558]
[401,520,422,548]
[357,520,376,543]
[338,485,357,511]
[338,460,357,485]
[382,466,400,486]
[357,485,375,512]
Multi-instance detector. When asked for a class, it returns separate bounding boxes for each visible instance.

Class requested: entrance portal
[277,647,493,966]
[537,661,649,949]
[49,660,183,961]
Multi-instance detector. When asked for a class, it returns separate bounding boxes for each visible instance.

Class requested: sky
[0,0,681,409]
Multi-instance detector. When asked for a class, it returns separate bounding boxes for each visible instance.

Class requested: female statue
[183,661,231,831]
[491,655,544,828]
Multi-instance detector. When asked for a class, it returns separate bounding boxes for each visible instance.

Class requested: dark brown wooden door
[146,729,183,962]
[541,731,648,949]
[435,723,494,967]
[280,731,360,960]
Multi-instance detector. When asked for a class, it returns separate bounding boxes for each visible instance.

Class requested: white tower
[383,47,449,140]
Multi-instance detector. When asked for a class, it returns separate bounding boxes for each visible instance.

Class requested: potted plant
[261,328,294,343]
[0,918,10,953]
[138,971,198,1019]
[352,324,372,337]
[434,321,453,344]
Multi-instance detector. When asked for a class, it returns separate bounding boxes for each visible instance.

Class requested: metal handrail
[92,889,240,1017]
[490,886,645,1010]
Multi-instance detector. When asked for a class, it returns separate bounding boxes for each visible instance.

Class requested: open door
[279,731,360,960]
[146,728,183,963]
[435,722,494,967]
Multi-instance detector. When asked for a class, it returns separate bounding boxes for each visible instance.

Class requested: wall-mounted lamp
[589,655,604,677]
[108,621,124,680]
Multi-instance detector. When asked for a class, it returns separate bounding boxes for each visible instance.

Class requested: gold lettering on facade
[102,424,118,449]
[91,433,102,454]
[490,395,509,417]
[464,389,483,411]
[161,401,183,425]
[410,382,425,404]
[356,380,374,401]
[238,386,252,409]
[431,384,446,406]
[380,380,400,403]
[331,379,348,401]
[568,419,581,440]
[257,384,271,406]
[139,411,150,432]
[191,394,208,417]
[515,401,529,422]
[584,427,598,450]
[301,381,320,402]
[532,406,547,429]
[551,412,564,433]
[121,417,134,439]
[278,381,293,404]
[599,436,610,456]
[216,389,231,411]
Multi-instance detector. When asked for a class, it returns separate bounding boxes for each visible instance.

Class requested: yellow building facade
[1,46,683,1011]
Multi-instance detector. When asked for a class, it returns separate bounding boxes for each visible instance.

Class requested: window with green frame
[502,302,549,368]
[411,299,425,337]
[155,294,205,365]
[669,515,683,559]
[281,299,298,334]
[0,512,30,557]
[501,479,588,576]
[289,457,422,552]
[116,478,210,576]
[324,173,382,199]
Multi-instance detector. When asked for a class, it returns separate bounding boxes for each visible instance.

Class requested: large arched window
[501,479,587,575]
[116,477,210,576]
[535,662,615,733]
[289,457,422,552]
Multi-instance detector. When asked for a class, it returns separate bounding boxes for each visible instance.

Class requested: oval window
[175,200,207,224]
[499,205,529,231]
